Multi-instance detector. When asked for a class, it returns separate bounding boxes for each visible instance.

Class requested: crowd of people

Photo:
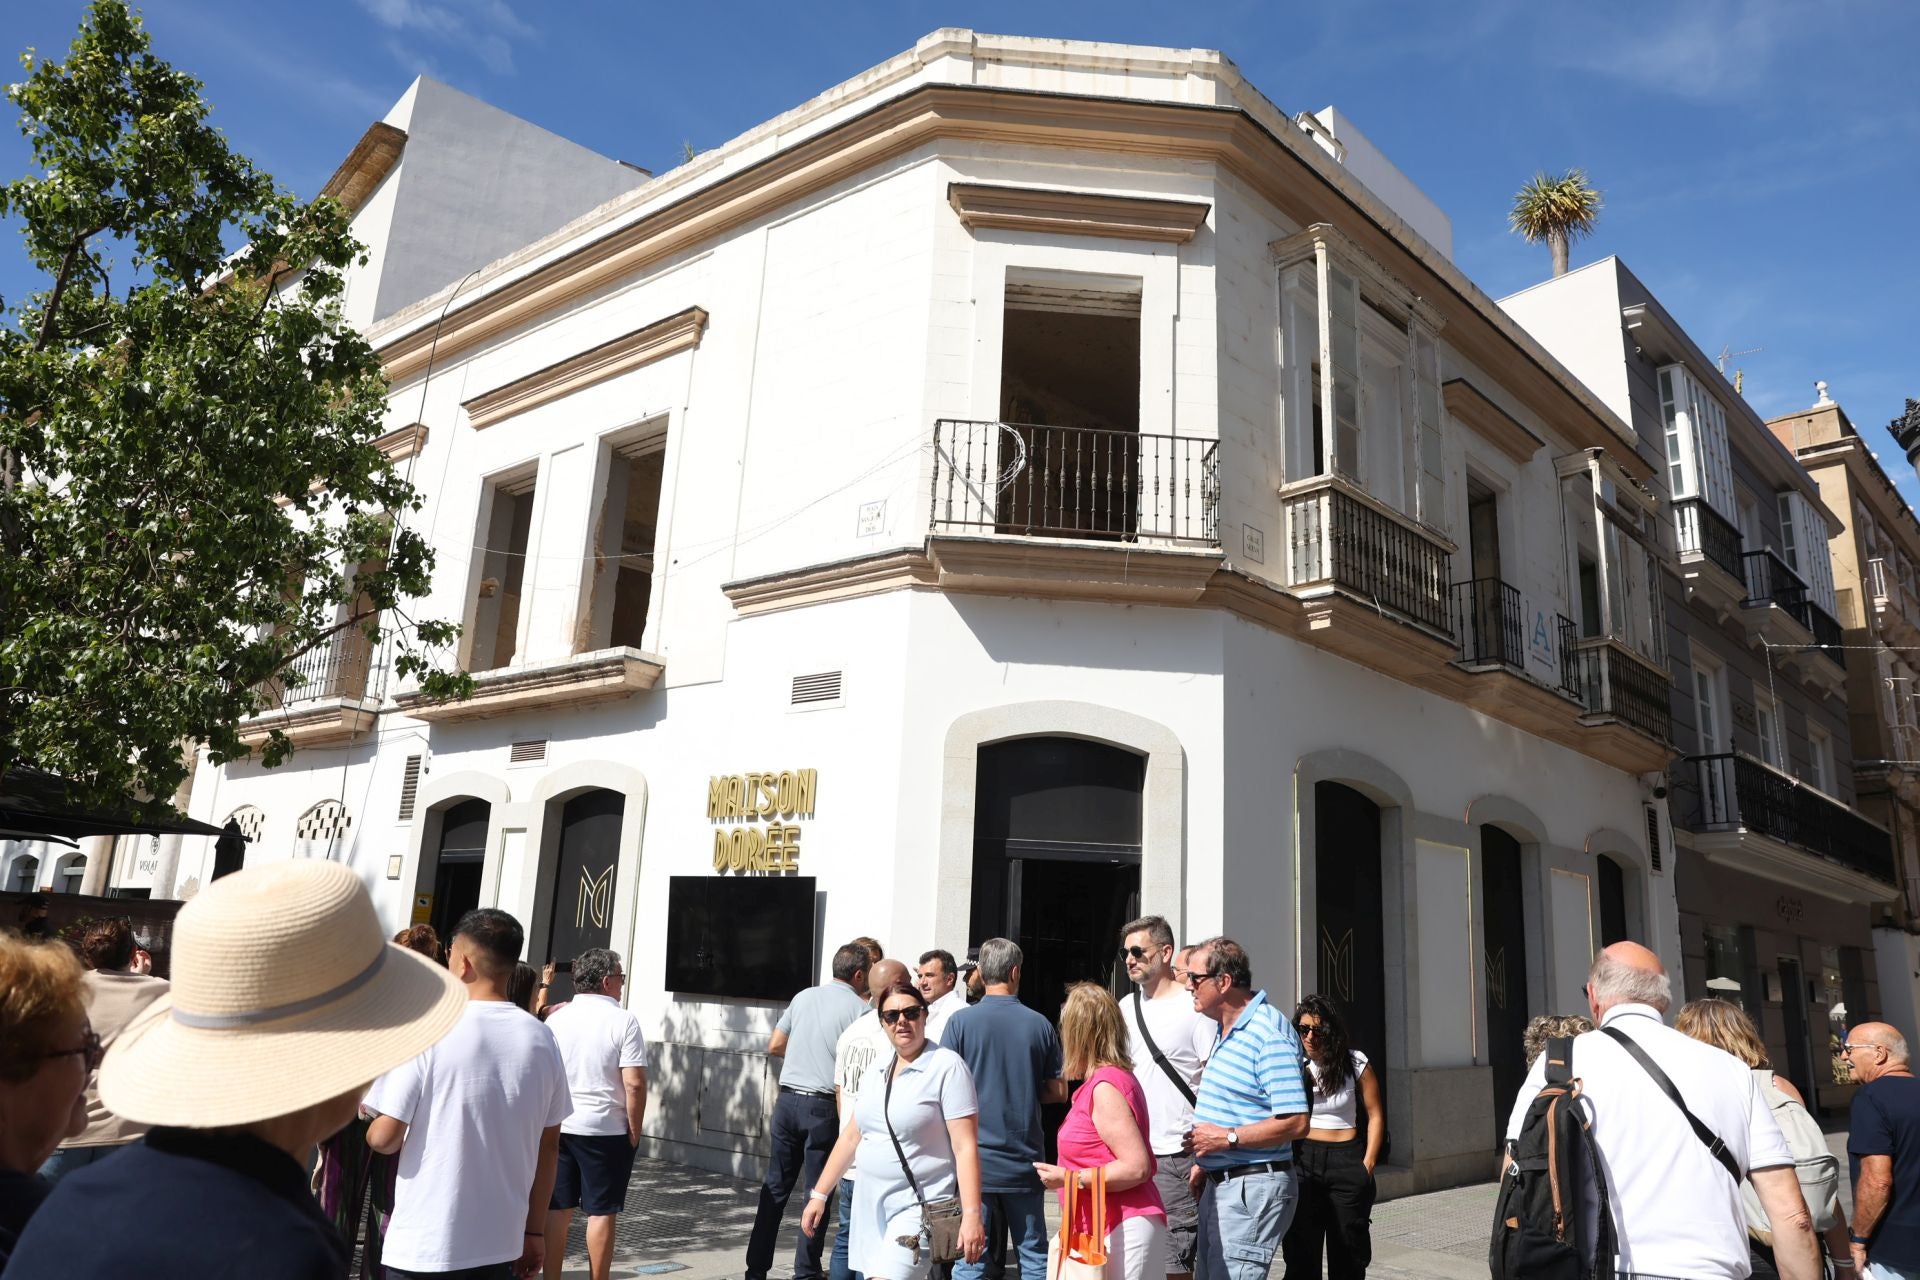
[5,869,1920,1280]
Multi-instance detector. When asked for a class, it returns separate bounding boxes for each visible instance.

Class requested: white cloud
[1549,3,1792,101]
[355,0,534,76]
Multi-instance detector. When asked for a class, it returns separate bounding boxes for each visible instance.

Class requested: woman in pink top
[1035,984,1167,1280]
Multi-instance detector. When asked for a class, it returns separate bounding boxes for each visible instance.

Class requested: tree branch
[34,223,111,353]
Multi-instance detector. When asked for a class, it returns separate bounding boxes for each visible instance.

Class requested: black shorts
[551,1132,637,1216]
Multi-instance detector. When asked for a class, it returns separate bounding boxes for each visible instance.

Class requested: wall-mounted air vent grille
[1645,805,1664,874]
[509,739,548,765]
[791,671,843,708]
[396,755,423,822]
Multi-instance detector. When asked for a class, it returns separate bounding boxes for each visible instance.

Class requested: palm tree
[1509,169,1603,278]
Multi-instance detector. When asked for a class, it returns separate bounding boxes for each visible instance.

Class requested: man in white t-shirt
[917,949,968,1043]
[828,958,907,1280]
[1503,942,1820,1280]
[1120,917,1214,1280]
[367,907,572,1280]
[542,948,648,1280]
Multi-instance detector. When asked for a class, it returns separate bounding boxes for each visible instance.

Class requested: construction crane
[1716,344,1763,395]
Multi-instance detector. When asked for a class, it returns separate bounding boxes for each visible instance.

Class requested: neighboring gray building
[1505,258,1895,1113]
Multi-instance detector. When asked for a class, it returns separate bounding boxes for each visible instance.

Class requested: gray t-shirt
[776,979,867,1092]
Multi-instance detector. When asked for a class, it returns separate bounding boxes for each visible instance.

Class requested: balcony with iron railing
[1674,497,1744,584]
[1450,578,1523,669]
[1680,751,1896,896]
[1740,548,1813,647]
[1569,636,1672,744]
[930,419,1220,545]
[1867,557,1920,649]
[1281,477,1452,635]
[1790,598,1846,670]
[242,628,381,748]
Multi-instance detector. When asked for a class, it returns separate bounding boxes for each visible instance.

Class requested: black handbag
[882,1055,964,1264]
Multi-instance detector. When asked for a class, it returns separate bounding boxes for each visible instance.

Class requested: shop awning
[0,769,227,843]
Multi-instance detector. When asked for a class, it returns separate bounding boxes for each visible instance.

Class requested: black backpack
[1489,1037,1616,1280]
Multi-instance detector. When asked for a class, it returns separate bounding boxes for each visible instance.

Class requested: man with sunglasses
[1120,918,1214,1280]
[1183,937,1309,1280]
[1846,1022,1920,1279]
[543,948,647,1280]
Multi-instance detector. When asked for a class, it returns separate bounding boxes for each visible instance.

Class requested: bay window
[1276,224,1447,531]
[1660,364,1735,514]
[1778,489,1838,615]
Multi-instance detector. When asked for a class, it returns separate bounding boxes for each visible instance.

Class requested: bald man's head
[1587,941,1671,1018]
[867,959,909,1004]
[1848,1021,1911,1083]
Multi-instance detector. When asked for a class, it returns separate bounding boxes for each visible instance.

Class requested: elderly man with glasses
[1846,1022,1920,1280]
[543,947,648,1280]
[1182,937,1309,1280]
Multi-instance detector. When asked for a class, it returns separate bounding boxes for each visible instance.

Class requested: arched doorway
[1481,825,1532,1144]
[969,738,1143,1023]
[429,799,491,944]
[543,789,625,1002]
[1314,782,1387,1071]
[1597,854,1629,947]
[8,855,39,893]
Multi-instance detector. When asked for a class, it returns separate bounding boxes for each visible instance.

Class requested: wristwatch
[1227,1129,1239,1148]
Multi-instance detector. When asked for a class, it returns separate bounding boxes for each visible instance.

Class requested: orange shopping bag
[1048,1166,1108,1280]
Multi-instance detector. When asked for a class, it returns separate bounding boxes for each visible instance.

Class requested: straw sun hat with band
[100,859,466,1128]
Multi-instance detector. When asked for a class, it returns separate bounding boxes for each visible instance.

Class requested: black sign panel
[545,789,624,1002]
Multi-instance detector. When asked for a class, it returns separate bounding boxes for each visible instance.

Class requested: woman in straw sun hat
[6,859,465,1279]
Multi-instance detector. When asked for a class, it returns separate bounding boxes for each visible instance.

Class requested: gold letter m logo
[576,863,614,931]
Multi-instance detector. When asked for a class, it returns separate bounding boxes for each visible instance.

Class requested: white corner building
[130,33,1694,1190]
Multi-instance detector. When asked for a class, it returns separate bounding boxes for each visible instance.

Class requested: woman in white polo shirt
[1282,994,1385,1280]
[800,981,986,1278]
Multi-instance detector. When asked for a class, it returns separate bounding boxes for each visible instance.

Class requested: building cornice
[375,422,429,462]
[461,307,708,430]
[1441,378,1543,466]
[319,122,407,216]
[947,182,1210,244]
[368,82,1633,459]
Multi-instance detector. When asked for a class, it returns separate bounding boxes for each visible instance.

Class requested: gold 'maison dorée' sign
[708,769,818,874]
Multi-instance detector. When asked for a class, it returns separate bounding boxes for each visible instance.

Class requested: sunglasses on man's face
[880,1006,926,1026]
[45,1027,105,1072]
[1120,945,1154,961]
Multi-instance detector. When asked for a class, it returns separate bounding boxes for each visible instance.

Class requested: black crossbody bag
[1602,1026,1741,1182]
[882,1055,965,1263]
[1132,990,1198,1107]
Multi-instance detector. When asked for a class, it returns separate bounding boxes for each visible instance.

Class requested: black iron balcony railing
[1686,752,1895,885]
[1450,578,1524,668]
[1743,548,1809,614]
[1570,638,1672,742]
[1283,479,1451,635]
[1792,599,1846,668]
[1556,614,1581,699]
[930,419,1220,544]
[258,630,376,710]
[1674,497,1744,583]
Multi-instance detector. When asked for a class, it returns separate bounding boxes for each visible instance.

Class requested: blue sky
[4,1,1916,492]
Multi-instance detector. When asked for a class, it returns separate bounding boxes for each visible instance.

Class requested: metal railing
[1685,752,1895,885]
[1450,578,1524,668]
[1793,599,1846,667]
[929,419,1220,544]
[258,629,376,709]
[1743,548,1808,614]
[1556,614,1581,698]
[1283,480,1451,634]
[1570,638,1672,742]
[1674,497,1744,583]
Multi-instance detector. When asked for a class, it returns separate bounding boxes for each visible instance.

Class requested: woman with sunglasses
[1034,983,1166,1280]
[801,980,986,1278]
[1281,995,1383,1280]
[0,935,94,1266]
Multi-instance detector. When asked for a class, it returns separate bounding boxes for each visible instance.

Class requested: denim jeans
[952,1190,1049,1280]
[1195,1166,1296,1280]
[746,1089,839,1280]
[830,1178,863,1280]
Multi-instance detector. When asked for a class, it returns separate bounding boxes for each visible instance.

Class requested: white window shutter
[1412,326,1444,529]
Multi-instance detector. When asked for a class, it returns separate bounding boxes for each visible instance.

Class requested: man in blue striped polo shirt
[1184,937,1309,1280]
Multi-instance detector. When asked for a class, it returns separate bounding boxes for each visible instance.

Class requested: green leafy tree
[1509,168,1603,278]
[0,1,466,815]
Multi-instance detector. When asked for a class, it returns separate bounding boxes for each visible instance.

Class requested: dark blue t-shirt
[1851,1075,1920,1270]
[939,994,1063,1193]
[5,1127,348,1278]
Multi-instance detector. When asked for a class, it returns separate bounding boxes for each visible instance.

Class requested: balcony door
[997,281,1141,540]
[1462,481,1513,664]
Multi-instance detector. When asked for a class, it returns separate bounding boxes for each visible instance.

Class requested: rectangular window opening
[586,442,665,653]
[470,475,537,671]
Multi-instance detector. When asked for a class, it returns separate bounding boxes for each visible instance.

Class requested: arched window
[52,852,87,894]
[224,806,266,844]
[7,855,39,893]
[295,800,352,858]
